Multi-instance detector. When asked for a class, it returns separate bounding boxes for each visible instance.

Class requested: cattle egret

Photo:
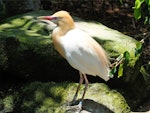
[38,11,112,110]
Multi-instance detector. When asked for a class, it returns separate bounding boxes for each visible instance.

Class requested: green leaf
[145,0,150,5]
[134,0,145,9]
[134,0,145,19]
[136,42,143,50]
[149,0,150,5]
[134,8,142,19]
[124,51,130,61]
[135,42,143,57]
[110,67,117,75]
[144,16,149,24]
[123,51,130,65]
[118,63,124,78]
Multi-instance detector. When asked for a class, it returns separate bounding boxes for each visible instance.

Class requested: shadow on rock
[66,99,113,113]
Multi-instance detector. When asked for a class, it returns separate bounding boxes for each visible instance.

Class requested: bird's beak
[37,16,55,20]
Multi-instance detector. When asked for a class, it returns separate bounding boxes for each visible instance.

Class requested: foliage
[110,39,144,78]
[136,41,150,82]
[135,41,143,57]
[110,51,130,78]
[133,0,150,24]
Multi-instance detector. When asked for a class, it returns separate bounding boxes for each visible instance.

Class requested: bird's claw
[66,102,82,113]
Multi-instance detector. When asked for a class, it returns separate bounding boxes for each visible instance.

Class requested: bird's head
[38,11,75,30]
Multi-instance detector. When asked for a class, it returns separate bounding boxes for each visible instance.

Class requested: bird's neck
[52,24,74,41]
[52,22,75,58]
[52,26,74,59]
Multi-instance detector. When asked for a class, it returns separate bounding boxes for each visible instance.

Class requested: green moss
[0,11,59,79]
[3,95,14,112]
[0,93,19,113]
[21,82,69,113]
[20,82,130,113]
[82,83,130,113]
[0,81,130,113]
[0,10,51,46]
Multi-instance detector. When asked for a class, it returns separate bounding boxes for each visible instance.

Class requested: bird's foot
[64,96,78,106]
[67,93,79,105]
[66,101,82,113]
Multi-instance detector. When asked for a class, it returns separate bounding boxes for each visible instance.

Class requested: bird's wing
[61,29,110,81]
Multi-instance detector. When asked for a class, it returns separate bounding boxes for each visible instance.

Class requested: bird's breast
[52,34,66,58]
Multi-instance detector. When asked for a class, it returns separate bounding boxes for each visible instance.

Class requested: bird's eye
[55,17,63,20]
[53,17,57,20]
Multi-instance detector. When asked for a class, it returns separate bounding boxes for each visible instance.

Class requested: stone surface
[0,82,131,113]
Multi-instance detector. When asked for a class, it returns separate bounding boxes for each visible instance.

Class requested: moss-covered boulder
[0,82,130,113]
[0,10,76,81]
[0,10,149,110]
[0,10,142,82]
[75,21,142,83]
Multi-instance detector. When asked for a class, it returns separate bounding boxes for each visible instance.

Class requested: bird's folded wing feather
[60,29,110,81]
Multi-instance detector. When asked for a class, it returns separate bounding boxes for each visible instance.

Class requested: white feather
[60,29,110,81]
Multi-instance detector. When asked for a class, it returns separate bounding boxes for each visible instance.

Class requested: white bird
[38,10,111,109]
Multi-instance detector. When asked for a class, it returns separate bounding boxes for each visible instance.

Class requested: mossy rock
[0,10,148,110]
[0,10,142,82]
[0,82,130,113]
[0,10,77,81]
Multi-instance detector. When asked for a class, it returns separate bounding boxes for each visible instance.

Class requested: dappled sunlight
[0,14,52,45]
[75,21,122,41]
[19,82,130,113]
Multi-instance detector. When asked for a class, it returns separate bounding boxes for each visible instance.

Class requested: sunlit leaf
[134,0,145,9]
[134,0,150,24]
[136,42,142,49]
[118,63,124,78]
[135,42,143,57]
[134,0,145,19]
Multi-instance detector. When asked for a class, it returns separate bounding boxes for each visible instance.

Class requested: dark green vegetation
[133,0,150,24]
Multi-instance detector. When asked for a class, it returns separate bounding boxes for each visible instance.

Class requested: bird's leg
[68,74,89,110]
[66,72,84,112]
[66,74,89,112]
[72,72,84,103]
[79,73,89,106]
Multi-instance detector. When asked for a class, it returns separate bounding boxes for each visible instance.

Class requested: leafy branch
[133,0,150,24]
[109,51,130,78]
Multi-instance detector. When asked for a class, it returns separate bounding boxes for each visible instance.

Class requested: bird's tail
[102,68,113,81]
